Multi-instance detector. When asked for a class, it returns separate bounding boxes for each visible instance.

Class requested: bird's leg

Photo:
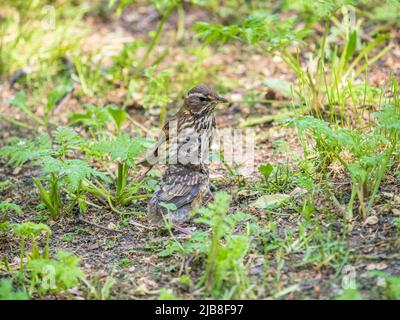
[136,165,153,183]
[205,186,214,203]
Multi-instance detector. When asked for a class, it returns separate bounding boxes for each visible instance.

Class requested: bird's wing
[157,168,207,209]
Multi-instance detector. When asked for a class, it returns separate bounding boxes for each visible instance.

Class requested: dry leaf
[392,208,400,216]
[366,262,387,271]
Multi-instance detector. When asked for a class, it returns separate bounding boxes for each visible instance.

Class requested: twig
[173,224,193,235]
[78,217,125,234]
[128,219,153,230]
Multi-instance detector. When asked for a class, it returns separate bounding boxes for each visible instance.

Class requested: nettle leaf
[42,157,109,191]
[69,104,111,130]
[0,201,23,216]
[94,133,151,167]
[0,135,52,166]
[11,222,51,238]
[54,127,84,150]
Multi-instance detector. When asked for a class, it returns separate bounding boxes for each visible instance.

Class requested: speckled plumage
[148,164,210,225]
[147,84,227,225]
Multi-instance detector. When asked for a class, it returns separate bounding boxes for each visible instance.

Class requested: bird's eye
[199,97,207,102]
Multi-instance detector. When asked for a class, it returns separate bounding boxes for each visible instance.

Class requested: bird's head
[183,84,228,115]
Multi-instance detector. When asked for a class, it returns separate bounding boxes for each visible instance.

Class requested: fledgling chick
[146,84,228,225]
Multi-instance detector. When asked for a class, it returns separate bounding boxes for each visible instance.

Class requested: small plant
[159,192,254,299]
[0,280,29,300]
[158,288,179,300]
[293,98,400,219]
[0,201,22,218]
[2,220,85,296]
[26,251,84,295]
[196,192,253,298]
[11,222,52,270]
[369,271,400,300]
[334,288,362,300]
[1,127,109,218]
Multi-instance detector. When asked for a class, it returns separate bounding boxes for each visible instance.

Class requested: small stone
[107,222,116,230]
[365,216,379,225]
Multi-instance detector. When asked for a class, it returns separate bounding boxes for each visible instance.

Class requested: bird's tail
[147,194,192,226]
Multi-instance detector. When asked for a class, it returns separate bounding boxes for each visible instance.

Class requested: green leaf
[259,163,273,181]
[41,157,110,191]
[345,30,358,62]
[0,280,29,300]
[53,127,84,151]
[69,104,111,130]
[9,91,26,110]
[107,104,127,130]
[159,202,177,212]
[335,288,362,300]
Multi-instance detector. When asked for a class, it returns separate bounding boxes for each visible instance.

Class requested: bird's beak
[214,95,229,104]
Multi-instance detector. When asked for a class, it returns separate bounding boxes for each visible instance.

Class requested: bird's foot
[205,189,215,203]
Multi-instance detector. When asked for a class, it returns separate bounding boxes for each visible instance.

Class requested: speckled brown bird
[141,84,228,167]
[146,84,228,225]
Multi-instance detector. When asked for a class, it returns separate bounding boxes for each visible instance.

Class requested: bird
[146,84,228,225]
